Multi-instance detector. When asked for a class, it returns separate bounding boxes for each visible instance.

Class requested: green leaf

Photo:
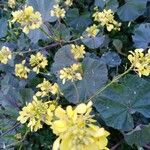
[51,45,77,74]
[105,0,119,12]
[53,24,71,41]
[51,46,108,104]
[132,23,150,49]
[0,18,8,38]
[113,39,123,52]
[28,24,49,43]
[124,124,150,146]
[117,0,147,21]
[82,36,105,49]
[94,75,150,131]
[66,9,92,32]
[27,0,57,22]
[19,88,34,104]
[57,56,108,104]
[95,0,119,12]
[17,34,30,50]
[101,51,121,67]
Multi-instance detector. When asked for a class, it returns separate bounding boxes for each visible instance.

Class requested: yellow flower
[8,0,16,8]
[51,101,110,150]
[93,9,121,32]
[50,5,66,19]
[17,97,53,131]
[71,44,86,60]
[15,60,30,79]
[128,49,150,77]
[85,24,100,37]
[29,52,48,74]
[51,83,61,95]
[65,0,73,6]
[12,6,42,34]
[36,78,61,97]
[59,63,83,84]
[0,46,12,64]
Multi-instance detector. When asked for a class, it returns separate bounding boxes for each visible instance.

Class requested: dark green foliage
[0,0,150,149]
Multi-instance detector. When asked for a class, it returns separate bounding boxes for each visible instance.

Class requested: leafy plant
[0,0,150,149]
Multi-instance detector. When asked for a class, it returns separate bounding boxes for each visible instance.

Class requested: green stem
[0,123,20,138]
[86,66,133,102]
[4,130,29,149]
[39,27,54,41]
[73,81,79,103]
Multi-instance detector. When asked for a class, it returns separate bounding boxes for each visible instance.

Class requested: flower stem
[4,130,29,149]
[39,27,54,41]
[87,66,133,102]
[73,81,79,103]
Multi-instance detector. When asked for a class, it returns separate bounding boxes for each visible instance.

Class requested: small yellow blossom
[0,46,12,64]
[128,49,150,77]
[93,9,121,32]
[8,0,16,8]
[51,101,110,150]
[59,63,83,84]
[15,60,30,79]
[71,44,86,60]
[29,52,48,74]
[65,0,73,6]
[50,5,66,19]
[12,6,42,34]
[17,97,54,131]
[51,83,61,95]
[36,78,61,97]
[85,24,100,37]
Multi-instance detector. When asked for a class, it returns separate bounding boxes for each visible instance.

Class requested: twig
[13,42,60,55]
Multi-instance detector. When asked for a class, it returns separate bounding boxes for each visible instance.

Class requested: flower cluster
[59,63,83,84]
[29,52,48,74]
[52,101,110,150]
[15,60,30,79]
[8,0,16,8]
[0,46,12,64]
[12,6,42,34]
[17,97,54,131]
[18,99,110,149]
[71,44,86,60]
[50,5,66,19]
[128,49,150,77]
[93,9,121,32]
[85,24,100,37]
[36,78,61,97]
[65,0,73,6]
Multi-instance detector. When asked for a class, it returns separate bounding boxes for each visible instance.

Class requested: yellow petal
[75,103,87,114]
[53,138,60,150]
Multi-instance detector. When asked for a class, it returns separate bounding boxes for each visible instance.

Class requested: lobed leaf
[132,23,150,49]
[124,124,150,146]
[94,75,150,131]
[117,0,147,21]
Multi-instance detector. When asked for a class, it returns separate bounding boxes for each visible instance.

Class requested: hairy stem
[4,130,29,149]
[73,82,79,103]
[39,27,54,41]
[87,66,133,102]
